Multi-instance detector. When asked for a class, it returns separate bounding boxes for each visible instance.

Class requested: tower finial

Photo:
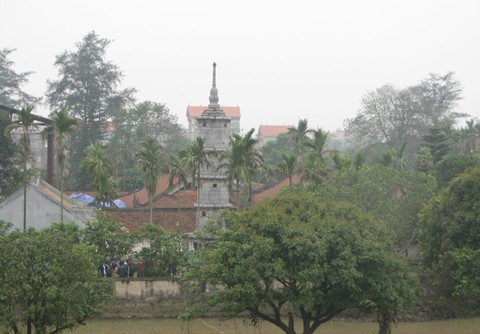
[209,62,219,108]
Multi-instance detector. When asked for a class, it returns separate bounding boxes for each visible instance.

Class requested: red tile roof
[152,190,197,209]
[257,125,293,137]
[105,208,196,233]
[118,175,175,207]
[186,106,241,118]
[252,175,302,203]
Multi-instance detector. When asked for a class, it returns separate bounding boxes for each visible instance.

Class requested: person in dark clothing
[117,261,127,277]
[98,262,112,277]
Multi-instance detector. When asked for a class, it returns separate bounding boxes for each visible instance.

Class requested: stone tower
[195,63,232,230]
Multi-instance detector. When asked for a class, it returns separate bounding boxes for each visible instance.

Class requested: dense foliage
[46,32,135,189]
[313,166,437,255]
[109,101,189,191]
[133,224,185,278]
[83,211,133,262]
[186,192,418,334]
[419,167,480,313]
[0,112,23,198]
[0,224,112,334]
[0,48,38,108]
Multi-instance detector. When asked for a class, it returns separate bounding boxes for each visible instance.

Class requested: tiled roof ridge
[251,176,290,195]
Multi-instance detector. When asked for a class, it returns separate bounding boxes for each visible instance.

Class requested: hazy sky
[1,0,479,134]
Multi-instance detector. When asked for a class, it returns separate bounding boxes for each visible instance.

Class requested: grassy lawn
[69,317,480,334]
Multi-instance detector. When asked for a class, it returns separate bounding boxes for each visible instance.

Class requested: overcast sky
[1,0,479,134]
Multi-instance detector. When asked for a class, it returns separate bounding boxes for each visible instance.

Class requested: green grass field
[69,317,480,334]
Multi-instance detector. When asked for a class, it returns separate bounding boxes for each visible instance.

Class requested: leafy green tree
[0,227,111,334]
[419,167,480,312]
[133,224,185,277]
[80,142,118,207]
[375,143,408,172]
[186,192,418,334]
[4,106,36,230]
[433,155,480,188]
[42,110,78,222]
[0,220,13,235]
[259,133,296,185]
[422,126,451,165]
[0,111,23,198]
[83,211,133,262]
[414,146,435,172]
[0,48,39,107]
[109,101,188,191]
[46,31,135,189]
[111,101,188,151]
[137,137,164,224]
[314,166,437,255]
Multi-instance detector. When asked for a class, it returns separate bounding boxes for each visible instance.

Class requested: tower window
[201,211,206,217]
[203,121,206,127]
[213,183,217,188]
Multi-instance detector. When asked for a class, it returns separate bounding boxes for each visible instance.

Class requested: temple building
[194,63,233,229]
[186,105,240,138]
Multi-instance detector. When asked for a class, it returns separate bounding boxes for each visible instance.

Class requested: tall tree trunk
[287,312,295,334]
[27,316,32,334]
[236,180,240,211]
[149,196,153,224]
[23,157,27,231]
[378,311,393,334]
[60,160,64,222]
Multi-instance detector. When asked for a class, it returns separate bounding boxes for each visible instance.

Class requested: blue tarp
[70,193,94,204]
[70,193,127,208]
[113,199,127,208]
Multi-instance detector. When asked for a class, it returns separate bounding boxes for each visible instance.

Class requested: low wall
[104,279,187,318]
[114,279,183,301]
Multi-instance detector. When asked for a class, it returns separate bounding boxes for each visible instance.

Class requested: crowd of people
[98,259,144,278]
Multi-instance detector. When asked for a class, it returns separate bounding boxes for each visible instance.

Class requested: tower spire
[208,62,219,109]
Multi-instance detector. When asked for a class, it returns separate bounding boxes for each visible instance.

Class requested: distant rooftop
[186,105,241,118]
[257,125,293,137]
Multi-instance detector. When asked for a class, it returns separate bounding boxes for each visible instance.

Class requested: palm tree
[165,152,189,211]
[42,110,77,222]
[299,152,326,184]
[288,119,313,162]
[241,129,267,205]
[180,137,212,223]
[278,152,296,187]
[302,129,330,162]
[80,142,118,208]
[461,119,479,155]
[4,106,36,230]
[137,137,164,224]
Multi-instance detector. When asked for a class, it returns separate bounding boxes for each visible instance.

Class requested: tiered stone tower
[195,63,232,230]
